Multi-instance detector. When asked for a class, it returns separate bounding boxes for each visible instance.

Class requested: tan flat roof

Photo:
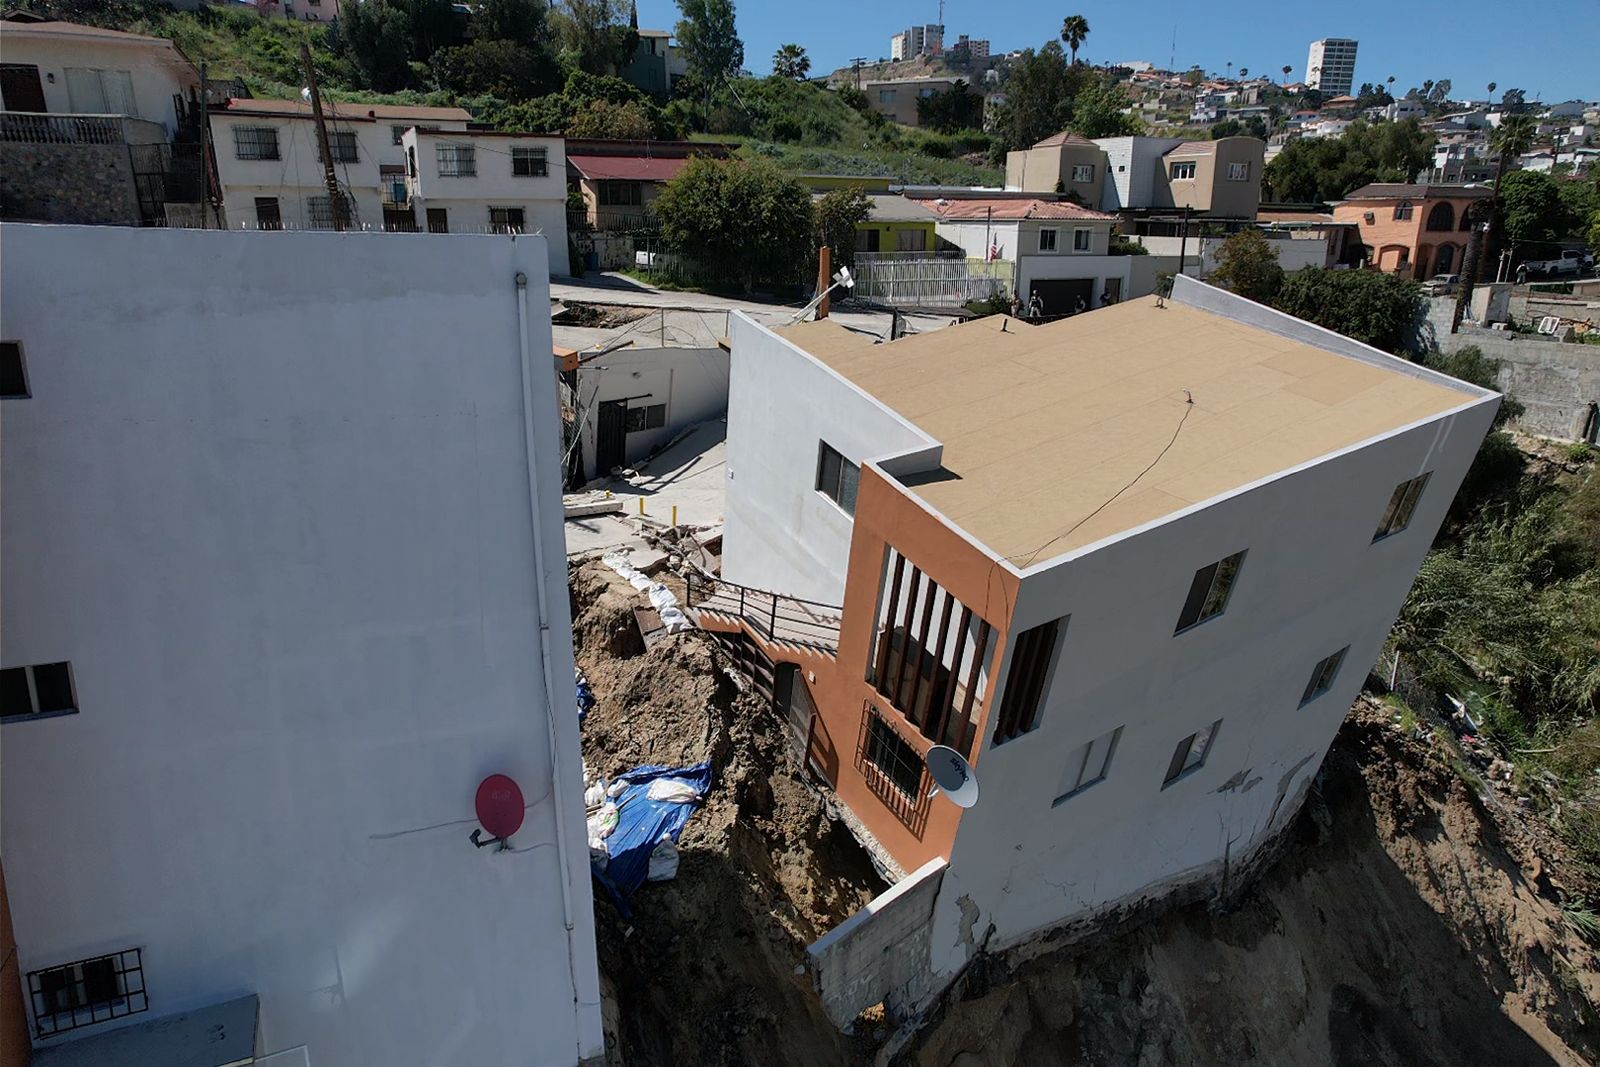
[779,301,1474,564]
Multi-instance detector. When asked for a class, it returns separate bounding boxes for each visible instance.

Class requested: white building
[402,127,569,252]
[0,224,604,1065]
[1305,38,1358,97]
[1385,98,1428,122]
[0,19,197,135]
[890,23,944,61]
[703,274,1499,1028]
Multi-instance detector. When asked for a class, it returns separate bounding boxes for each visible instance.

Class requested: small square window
[864,712,923,799]
[1175,551,1246,633]
[1038,228,1058,252]
[232,125,279,161]
[1072,228,1091,251]
[1,662,77,722]
[625,403,665,432]
[1373,472,1431,540]
[1070,163,1094,182]
[391,124,407,146]
[512,145,548,177]
[488,206,525,233]
[1,340,29,398]
[815,441,860,515]
[1053,725,1121,804]
[437,143,476,177]
[1227,161,1250,181]
[316,130,358,164]
[1300,646,1349,706]
[1163,719,1222,786]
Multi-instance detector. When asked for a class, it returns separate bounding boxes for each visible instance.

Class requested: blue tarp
[591,761,712,916]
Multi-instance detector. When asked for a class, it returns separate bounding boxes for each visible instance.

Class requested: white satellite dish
[925,745,979,809]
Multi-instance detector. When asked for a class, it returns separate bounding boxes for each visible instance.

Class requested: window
[1072,228,1092,252]
[1,662,77,722]
[27,948,147,1038]
[895,227,927,252]
[63,67,134,115]
[1,341,29,398]
[232,125,280,161]
[1373,472,1431,540]
[437,143,476,177]
[919,87,937,98]
[1038,228,1058,252]
[1175,550,1246,633]
[306,196,336,230]
[878,89,897,103]
[1170,161,1197,180]
[1163,719,1222,786]
[992,617,1064,744]
[1071,163,1094,182]
[1053,725,1122,804]
[1394,199,1414,221]
[316,130,358,164]
[1227,161,1250,181]
[599,181,643,207]
[855,228,880,253]
[815,441,859,515]
[253,197,281,231]
[1425,201,1455,231]
[488,206,526,233]
[391,124,407,146]
[624,403,666,432]
[426,207,449,233]
[863,710,923,799]
[512,145,548,177]
[1300,646,1350,706]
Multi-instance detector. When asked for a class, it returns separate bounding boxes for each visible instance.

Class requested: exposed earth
[570,560,1600,1066]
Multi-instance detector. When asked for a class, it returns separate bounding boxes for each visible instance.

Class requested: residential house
[911,194,1162,312]
[1004,131,1105,205]
[1333,182,1492,277]
[708,274,1497,1025]
[851,193,939,255]
[565,138,735,234]
[1303,116,1354,139]
[620,27,676,99]
[1384,98,1428,122]
[402,127,569,261]
[1010,134,1264,225]
[0,20,211,226]
[862,77,964,126]
[0,223,603,1064]
[1319,94,1359,114]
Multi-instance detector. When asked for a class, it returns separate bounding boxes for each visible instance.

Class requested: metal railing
[851,253,1008,307]
[856,701,931,836]
[685,571,842,654]
[0,111,125,145]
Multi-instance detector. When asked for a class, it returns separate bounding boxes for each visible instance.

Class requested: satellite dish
[925,745,979,808]
[470,774,525,850]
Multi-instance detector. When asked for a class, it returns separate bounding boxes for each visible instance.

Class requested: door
[255,197,282,231]
[1101,277,1122,306]
[0,64,45,112]
[596,400,627,475]
[426,207,448,234]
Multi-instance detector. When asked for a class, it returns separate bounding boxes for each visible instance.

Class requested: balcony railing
[684,571,842,654]
[1,111,125,145]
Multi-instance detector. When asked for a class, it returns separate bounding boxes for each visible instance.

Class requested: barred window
[306,195,335,229]
[488,206,525,233]
[232,125,279,160]
[512,145,548,176]
[437,143,476,177]
[317,130,358,164]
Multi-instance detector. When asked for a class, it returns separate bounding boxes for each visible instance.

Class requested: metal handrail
[685,570,842,652]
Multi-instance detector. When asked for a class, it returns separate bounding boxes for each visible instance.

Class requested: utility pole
[300,40,347,231]
[850,57,867,89]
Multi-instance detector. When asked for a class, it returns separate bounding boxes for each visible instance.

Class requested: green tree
[1264,119,1434,202]
[988,42,1089,150]
[1499,170,1569,249]
[430,38,558,99]
[1070,81,1141,137]
[475,0,547,42]
[1271,268,1421,353]
[1209,229,1285,303]
[1456,113,1535,329]
[815,185,871,269]
[771,42,809,80]
[676,0,744,107]
[1059,14,1090,65]
[916,79,984,132]
[556,0,637,75]
[567,97,656,137]
[653,157,813,290]
[1210,118,1243,139]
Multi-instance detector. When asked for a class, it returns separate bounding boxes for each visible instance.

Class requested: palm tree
[1226,61,1233,80]
[1060,15,1090,65]
[771,43,810,81]
[1487,81,1497,100]
[1238,67,1248,79]
[1454,114,1536,331]
[1386,75,1396,92]
[1282,64,1292,84]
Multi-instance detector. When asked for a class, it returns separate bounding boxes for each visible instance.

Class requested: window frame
[1038,227,1059,252]
[391,124,407,146]
[814,440,860,516]
[1,662,78,723]
[1052,725,1122,805]
[1072,227,1092,252]
[436,143,476,178]
[863,710,924,800]
[306,195,335,230]
[624,402,666,433]
[1163,719,1222,787]
[1394,199,1414,221]
[1299,646,1350,707]
[598,180,643,207]
[511,145,549,177]
[252,196,282,231]
[1373,472,1432,541]
[1227,161,1250,181]
[1170,160,1197,180]
[231,124,280,161]
[1174,550,1247,634]
[1070,163,1095,183]
[488,205,526,233]
[317,129,359,164]
[991,616,1065,745]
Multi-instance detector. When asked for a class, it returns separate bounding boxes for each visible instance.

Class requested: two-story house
[1332,182,1493,278]
[402,127,568,253]
[700,274,1498,1023]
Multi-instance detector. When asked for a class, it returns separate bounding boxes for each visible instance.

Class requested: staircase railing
[685,571,843,654]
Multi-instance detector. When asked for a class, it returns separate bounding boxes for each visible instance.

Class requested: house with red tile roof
[563,137,737,231]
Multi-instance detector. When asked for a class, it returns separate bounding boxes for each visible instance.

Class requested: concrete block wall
[0,143,141,225]
[806,859,946,1028]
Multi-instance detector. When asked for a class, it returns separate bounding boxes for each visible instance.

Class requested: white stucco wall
[0,30,196,134]
[0,225,603,1065]
[722,315,936,607]
[1093,136,1183,211]
[575,345,729,477]
[926,284,1499,977]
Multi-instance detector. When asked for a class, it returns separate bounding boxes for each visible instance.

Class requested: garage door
[1029,278,1094,317]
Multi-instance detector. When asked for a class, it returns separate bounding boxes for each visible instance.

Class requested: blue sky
[633,0,1595,103]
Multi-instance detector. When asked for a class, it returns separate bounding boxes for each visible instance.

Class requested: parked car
[1518,249,1588,277]
[1421,273,1460,295]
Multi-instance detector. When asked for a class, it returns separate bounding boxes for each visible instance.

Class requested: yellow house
[802,178,939,254]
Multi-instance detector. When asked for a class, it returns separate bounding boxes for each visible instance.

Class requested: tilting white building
[0,224,602,1065]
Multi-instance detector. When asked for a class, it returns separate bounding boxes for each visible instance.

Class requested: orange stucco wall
[802,465,1021,874]
[1332,195,1479,279]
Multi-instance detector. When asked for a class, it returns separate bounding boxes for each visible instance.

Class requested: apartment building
[0,224,603,1065]
[402,127,568,248]
[1332,182,1492,278]
[0,20,211,226]
[706,275,1498,1023]
[861,77,964,126]
[890,24,944,61]
[950,35,990,64]
[1008,134,1264,223]
[1306,38,1358,97]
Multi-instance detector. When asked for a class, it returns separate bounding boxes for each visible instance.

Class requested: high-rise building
[1306,38,1358,97]
[890,23,944,61]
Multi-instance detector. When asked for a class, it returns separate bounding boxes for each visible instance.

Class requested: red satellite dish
[475,774,526,841]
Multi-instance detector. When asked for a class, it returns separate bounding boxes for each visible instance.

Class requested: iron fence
[852,252,1008,308]
[0,112,123,145]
